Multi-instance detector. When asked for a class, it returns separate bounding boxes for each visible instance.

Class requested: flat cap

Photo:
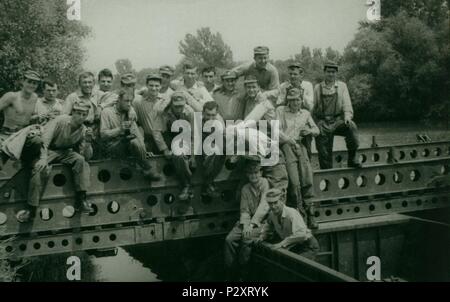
[146,73,162,82]
[286,88,303,100]
[244,158,261,173]
[254,46,269,55]
[288,61,304,70]
[24,70,41,82]
[72,99,91,112]
[159,65,174,76]
[120,73,137,84]
[221,70,238,80]
[265,188,283,203]
[323,60,339,71]
[171,91,187,105]
[243,75,258,85]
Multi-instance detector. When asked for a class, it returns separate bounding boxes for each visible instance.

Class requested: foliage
[0,0,91,98]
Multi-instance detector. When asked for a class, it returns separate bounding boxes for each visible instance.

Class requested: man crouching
[17,100,94,222]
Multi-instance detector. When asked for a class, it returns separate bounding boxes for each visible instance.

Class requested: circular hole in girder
[325,210,332,216]
[208,222,216,230]
[92,236,100,243]
[319,179,330,192]
[375,173,386,185]
[421,149,430,157]
[107,201,120,214]
[109,234,117,241]
[164,194,175,205]
[416,199,423,206]
[402,201,408,207]
[335,155,343,163]
[75,238,83,245]
[356,175,367,187]
[336,209,343,215]
[399,151,406,160]
[39,208,53,221]
[62,205,76,218]
[338,177,349,190]
[409,170,421,181]
[5,246,13,253]
[98,170,111,183]
[53,174,67,187]
[19,244,27,251]
[163,164,175,177]
[359,154,367,163]
[369,204,376,211]
[434,148,441,156]
[147,195,158,206]
[47,241,55,248]
[33,243,41,250]
[119,167,133,181]
[62,239,69,247]
[385,203,392,210]
[393,172,403,184]
[410,150,418,159]
[88,204,98,216]
[431,197,438,204]
[314,211,320,218]
[372,153,380,162]
[354,207,360,213]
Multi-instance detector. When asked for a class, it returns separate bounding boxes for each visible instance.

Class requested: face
[43,84,58,101]
[71,110,89,126]
[223,78,236,92]
[246,170,261,184]
[79,76,94,95]
[203,107,217,122]
[183,68,197,85]
[267,199,283,215]
[171,103,186,116]
[288,98,302,112]
[202,71,215,85]
[23,78,39,94]
[245,82,260,98]
[118,93,134,112]
[288,68,304,83]
[254,54,268,69]
[161,73,171,88]
[147,80,162,97]
[324,68,337,83]
[99,76,113,92]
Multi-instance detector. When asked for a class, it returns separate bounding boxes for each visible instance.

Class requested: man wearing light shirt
[313,61,361,169]
[257,188,319,259]
[277,62,314,111]
[213,70,245,121]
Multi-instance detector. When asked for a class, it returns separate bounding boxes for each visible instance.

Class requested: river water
[18,121,450,281]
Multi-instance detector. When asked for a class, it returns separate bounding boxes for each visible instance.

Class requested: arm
[267,65,280,90]
[302,82,314,112]
[39,118,59,161]
[341,82,354,120]
[99,110,121,139]
[259,218,275,242]
[239,187,252,227]
[278,210,310,248]
[0,92,13,112]
[183,90,204,112]
[312,84,321,120]
[231,61,252,78]
[250,180,270,227]
[152,113,169,152]
[63,94,75,115]
[275,107,291,144]
[306,112,320,137]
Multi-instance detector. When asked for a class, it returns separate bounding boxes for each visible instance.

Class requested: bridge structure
[0,140,449,281]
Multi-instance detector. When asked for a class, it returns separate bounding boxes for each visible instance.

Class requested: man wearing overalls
[313,61,362,169]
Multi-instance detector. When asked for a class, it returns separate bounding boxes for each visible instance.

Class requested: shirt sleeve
[63,94,75,115]
[250,180,270,226]
[302,82,314,112]
[100,110,121,139]
[239,186,252,226]
[281,209,311,247]
[39,118,59,160]
[231,61,252,78]
[312,84,321,120]
[341,82,353,119]
[306,111,320,137]
[268,65,280,90]
[275,107,290,144]
[152,112,169,151]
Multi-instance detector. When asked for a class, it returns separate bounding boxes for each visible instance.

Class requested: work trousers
[288,236,320,261]
[315,119,359,169]
[28,150,90,207]
[199,154,225,184]
[224,222,261,268]
[107,137,149,169]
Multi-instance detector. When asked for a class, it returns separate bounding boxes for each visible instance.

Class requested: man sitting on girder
[224,159,271,280]
[256,188,319,260]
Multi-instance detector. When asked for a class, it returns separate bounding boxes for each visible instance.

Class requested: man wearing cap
[17,101,94,222]
[31,78,64,125]
[98,72,137,109]
[276,88,319,228]
[313,61,361,169]
[159,65,175,101]
[133,74,169,154]
[277,62,314,111]
[224,159,270,278]
[232,46,280,92]
[0,70,40,140]
[200,66,219,93]
[257,188,319,259]
[212,70,245,121]
[171,63,213,112]
[240,75,289,193]
[153,91,196,200]
[100,89,161,181]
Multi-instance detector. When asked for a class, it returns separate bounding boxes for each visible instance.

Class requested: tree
[0,0,91,97]
[178,27,234,69]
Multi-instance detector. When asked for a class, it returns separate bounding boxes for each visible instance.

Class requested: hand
[85,127,94,141]
[34,159,47,173]
[299,129,311,137]
[243,224,252,239]
[163,149,172,159]
[344,116,352,125]
[287,138,297,146]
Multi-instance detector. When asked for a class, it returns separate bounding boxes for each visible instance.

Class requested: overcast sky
[80,0,367,73]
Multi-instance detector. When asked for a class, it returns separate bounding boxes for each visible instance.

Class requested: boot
[16,205,36,223]
[142,161,162,181]
[307,203,318,230]
[179,186,191,201]
[75,191,94,214]
[348,149,362,168]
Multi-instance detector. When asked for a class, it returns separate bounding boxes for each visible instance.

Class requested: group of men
[0,46,361,277]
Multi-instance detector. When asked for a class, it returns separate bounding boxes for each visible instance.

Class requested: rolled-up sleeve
[341,82,353,120]
[281,210,310,247]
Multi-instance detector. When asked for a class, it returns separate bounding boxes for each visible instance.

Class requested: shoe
[204,183,220,198]
[75,191,94,214]
[179,186,191,201]
[143,169,162,181]
[16,210,32,223]
[80,201,94,214]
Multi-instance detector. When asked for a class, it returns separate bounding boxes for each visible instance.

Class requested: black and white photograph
[0,0,449,285]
